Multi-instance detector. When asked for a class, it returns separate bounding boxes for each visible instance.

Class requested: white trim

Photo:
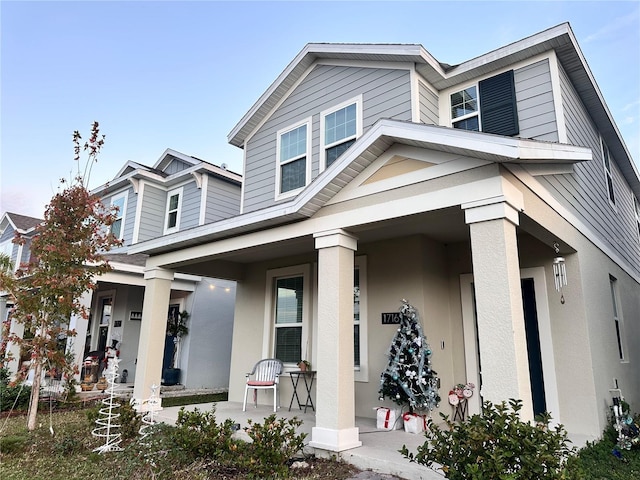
[460,267,561,425]
[110,191,128,241]
[410,68,420,123]
[240,146,247,214]
[547,50,568,143]
[449,84,480,130]
[262,264,311,368]
[199,174,208,226]
[319,95,363,173]
[163,186,184,235]
[92,289,116,352]
[600,136,617,208]
[132,180,145,244]
[275,117,312,200]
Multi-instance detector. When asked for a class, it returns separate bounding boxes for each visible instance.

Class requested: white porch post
[5,311,24,377]
[464,198,534,421]
[133,267,173,402]
[67,289,93,384]
[310,229,361,452]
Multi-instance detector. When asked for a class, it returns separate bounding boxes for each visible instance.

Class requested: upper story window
[450,70,519,137]
[609,275,627,362]
[164,187,183,234]
[110,193,127,240]
[601,139,616,205]
[320,95,363,171]
[276,118,312,199]
[451,86,479,131]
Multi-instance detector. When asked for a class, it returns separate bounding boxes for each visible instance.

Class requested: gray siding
[122,189,137,246]
[137,184,165,242]
[535,62,640,276]
[418,79,439,125]
[514,59,559,142]
[164,158,192,175]
[205,177,241,223]
[243,64,412,213]
[20,238,32,264]
[180,181,201,230]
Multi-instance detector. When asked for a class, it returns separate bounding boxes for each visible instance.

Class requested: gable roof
[130,119,590,255]
[227,22,639,198]
[91,148,242,197]
[0,211,43,235]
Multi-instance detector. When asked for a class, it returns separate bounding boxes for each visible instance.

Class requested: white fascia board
[174,272,202,282]
[154,148,201,171]
[107,262,145,275]
[114,160,152,179]
[91,169,166,196]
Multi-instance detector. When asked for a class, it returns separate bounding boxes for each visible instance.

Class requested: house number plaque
[381,312,402,324]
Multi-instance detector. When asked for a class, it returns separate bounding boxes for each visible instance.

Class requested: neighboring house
[0,212,43,375]
[125,23,636,452]
[2,149,242,393]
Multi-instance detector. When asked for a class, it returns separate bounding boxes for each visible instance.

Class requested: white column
[5,311,23,378]
[133,267,174,402]
[464,199,534,421]
[66,289,93,384]
[309,229,361,452]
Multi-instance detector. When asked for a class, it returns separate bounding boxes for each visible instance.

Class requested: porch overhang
[128,119,590,258]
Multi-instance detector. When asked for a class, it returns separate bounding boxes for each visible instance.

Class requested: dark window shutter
[479,70,519,136]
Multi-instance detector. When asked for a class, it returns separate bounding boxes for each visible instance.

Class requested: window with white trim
[164,187,183,234]
[320,96,362,171]
[354,256,368,381]
[450,70,519,136]
[451,86,479,131]
[601,139,616,205]
[609,275,626,361]
[110,192,127,240]
[266,265,310,366]
[276,118,311,198]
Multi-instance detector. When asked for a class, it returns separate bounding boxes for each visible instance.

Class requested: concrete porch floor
[155,400,444,480]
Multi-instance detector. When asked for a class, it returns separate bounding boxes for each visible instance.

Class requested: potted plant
[297,360,310,372]
[162,310,189,386]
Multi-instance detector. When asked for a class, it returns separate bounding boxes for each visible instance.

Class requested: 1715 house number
[381,313,402,324]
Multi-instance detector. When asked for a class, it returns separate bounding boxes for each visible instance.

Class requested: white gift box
[375,407,402,430]
[402,412,428,434]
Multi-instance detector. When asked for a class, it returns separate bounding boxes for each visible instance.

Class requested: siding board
[514,59,558,142]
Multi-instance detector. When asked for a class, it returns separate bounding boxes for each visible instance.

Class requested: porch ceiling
[164,207,469,278]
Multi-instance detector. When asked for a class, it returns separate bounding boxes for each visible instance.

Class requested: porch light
[552,242,567,304]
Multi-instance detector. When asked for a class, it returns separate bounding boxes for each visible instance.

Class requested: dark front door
[521,278,546,417]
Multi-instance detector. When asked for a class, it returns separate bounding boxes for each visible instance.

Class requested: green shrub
[401,399,579,480]
[0,434,29,455]
[244,414,307,478]
[0,367,31,412]
[118,400,142,440]
[172,406,240,463]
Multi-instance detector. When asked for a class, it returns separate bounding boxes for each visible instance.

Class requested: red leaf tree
[0,122,122,430]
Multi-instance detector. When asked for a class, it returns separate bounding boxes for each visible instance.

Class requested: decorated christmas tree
[379,300,440,412]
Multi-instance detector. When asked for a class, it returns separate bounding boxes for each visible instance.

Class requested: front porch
[155,400,443,480]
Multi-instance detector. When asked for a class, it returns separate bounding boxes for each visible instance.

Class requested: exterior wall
[0,225,18,265]
[164,158,192,175]
[242,64,412,213]
[102,186,137,248]
[514,59,559,142]
[180,277,236,389]
[180,180,201,230]
[536,62,640,279]
[417,79,438,125]
[205,177,242,222]
[138,183,165,242]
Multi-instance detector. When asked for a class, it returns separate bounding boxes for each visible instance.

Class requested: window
[276,118,312,198]
[609,275,626,361]
[602,139,616,205]
[164,187,183,234]
[110,193,127,240]
[450,70,519,136]
[354,256,368,381]
[634,196,640,238]
[451,86,479,131]
[265,265,310,367]
[320,96,362,171]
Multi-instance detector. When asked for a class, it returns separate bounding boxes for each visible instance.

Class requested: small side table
[288,370,316,413]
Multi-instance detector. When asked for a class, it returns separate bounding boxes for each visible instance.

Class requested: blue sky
[2,1,639,218]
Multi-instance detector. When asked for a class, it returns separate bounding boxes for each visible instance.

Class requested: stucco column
[310,229,361,452]
[133,267,174,402]
[464,198,533,421]
[66,289,93,384]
